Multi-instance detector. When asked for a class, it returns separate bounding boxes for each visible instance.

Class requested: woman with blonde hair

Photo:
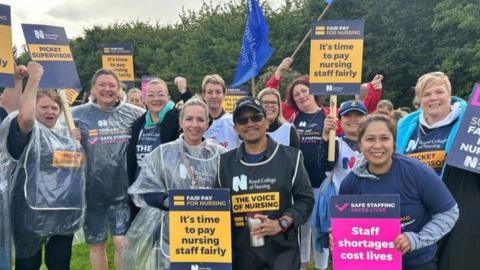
[397,71,479,270]
[123,99,226,269]
[257,88,299,148]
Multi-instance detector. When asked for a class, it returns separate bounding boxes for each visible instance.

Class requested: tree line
[14,0,480,107]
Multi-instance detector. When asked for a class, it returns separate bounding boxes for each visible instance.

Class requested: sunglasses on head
[235,114,264,125]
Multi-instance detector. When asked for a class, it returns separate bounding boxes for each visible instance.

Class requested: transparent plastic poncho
[72,100,144,206]
[0,123,14,269]
[123,136,226,270]
[0,113,86,259]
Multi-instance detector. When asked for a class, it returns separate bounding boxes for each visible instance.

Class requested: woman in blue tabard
[0,62,85,270]
[339,114,458,270]
[396,72,479,270]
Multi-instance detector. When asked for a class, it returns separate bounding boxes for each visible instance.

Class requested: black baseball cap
[233,97,266,123]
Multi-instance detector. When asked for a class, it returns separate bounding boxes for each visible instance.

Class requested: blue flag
[325,0,334,4]
[231,0,274,87]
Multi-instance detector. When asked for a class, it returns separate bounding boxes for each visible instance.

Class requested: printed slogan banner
[102,43,134,89]
[331,194,401,270]
[22,24,82,90]
[169,189,232,270]
[446,84,480,173]
[0,4,15,87]
[309,20,364,95]
[222,85,248,113]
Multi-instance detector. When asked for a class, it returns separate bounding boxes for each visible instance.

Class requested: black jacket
[217,136,314,270]
[126,109,180,185]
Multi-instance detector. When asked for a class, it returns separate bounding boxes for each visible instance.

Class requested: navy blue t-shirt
[404,121,456,175]
[294,110,326,188]
[7,117,31,159]
[0,106,8,122]
[340,154,456,266]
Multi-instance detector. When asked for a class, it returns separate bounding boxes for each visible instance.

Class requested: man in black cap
[217,96,314,270]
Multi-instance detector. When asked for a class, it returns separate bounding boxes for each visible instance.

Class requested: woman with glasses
[257,88,299,148]
[127,79,182,189]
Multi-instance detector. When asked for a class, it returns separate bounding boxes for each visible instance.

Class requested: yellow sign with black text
[309,20,365,95]
[28,44,73,62]
[169,189,232,268]
[407,150,446,170]
[169,211,232,262]
[101,55,134,81]
[0,4,14,87]
[52,150,84,168]
[231,192,280,213]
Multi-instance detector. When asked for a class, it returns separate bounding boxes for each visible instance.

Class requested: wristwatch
[278,218,290,232]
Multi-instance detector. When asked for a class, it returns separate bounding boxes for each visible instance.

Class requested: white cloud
[4,0,284,51]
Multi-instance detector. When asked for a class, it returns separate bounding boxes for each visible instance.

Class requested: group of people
[0,57,478,270]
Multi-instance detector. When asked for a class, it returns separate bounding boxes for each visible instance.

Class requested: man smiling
[217,97,314,270]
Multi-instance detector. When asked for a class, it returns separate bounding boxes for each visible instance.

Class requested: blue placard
[22,24,81,90]
[445,84,480,173]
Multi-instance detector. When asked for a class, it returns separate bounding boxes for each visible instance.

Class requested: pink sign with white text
[331,195,401,270]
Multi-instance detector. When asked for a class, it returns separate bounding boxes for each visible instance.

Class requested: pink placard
[332,217,402,270]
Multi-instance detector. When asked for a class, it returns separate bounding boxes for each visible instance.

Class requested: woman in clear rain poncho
[72,69,144,270]
[0,62,85,270]
[0,63,27,270]
[123,98,226,270]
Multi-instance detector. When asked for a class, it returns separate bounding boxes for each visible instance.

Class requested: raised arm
[0,64,28,113]
[17,62,43,135]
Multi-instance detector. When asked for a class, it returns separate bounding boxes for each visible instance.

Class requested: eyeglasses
[235,114,264,125]
[261,101,278,107]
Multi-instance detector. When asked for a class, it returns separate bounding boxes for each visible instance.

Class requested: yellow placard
[52,150,84,168]
[231,192,280,213]
[0,24,14,75]
[28,44,73,62]
[222,95,244,113]
[407,150,446,170]
[169,211,232,263]
[309,39,364,83]
[101,55,134,81]
[63,88,79,105]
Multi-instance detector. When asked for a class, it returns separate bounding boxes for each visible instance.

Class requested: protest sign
[446,84,480,173]
[102,43,134,89]
[309,20,364,95]
[222,85,248,113]
[0,4,14,87]
[169,189,232,270]
[331,194,401,270]
[22,24,82,90]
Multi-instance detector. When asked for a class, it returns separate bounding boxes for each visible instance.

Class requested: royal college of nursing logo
[232,175,247,192]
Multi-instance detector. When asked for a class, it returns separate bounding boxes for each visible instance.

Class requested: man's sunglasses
[235,114,264,125]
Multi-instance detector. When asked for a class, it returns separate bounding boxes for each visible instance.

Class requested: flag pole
[328,96,337,161]
[57,89,80,146]
[290,2,333,59]
[251,77,256,97]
